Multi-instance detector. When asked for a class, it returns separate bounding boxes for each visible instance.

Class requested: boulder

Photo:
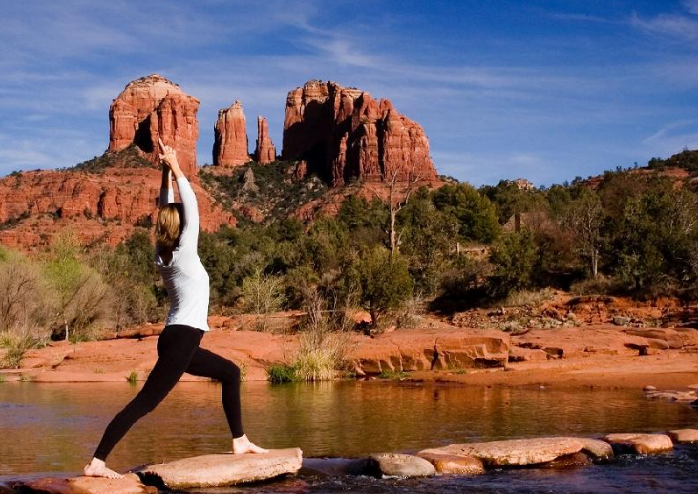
[19,473,155,494]
[367,453,436,478]
[281,80,437,186]
[141,448,302,488]
[350,329,509,375]
[644,389,696,402]
[419,437,585,467]
[213,100,250,167]
[604,433,673,454]
[254,116,276,164]
[668,429,698,443]
[109,74,200,176]
[415,451,485,474]
[578,438,614,459]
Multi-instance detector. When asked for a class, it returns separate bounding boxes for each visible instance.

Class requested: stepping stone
[604,433,673,454]
[578,438,614,459]
[668,429,698,443]
[368,453,436,477]
[18,473,155,494]
[141,448,302,489]
[420,437,585,467]
[416,451,485,474]
[541,452,592,469]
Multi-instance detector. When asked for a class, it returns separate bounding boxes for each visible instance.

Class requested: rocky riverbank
[1,312,697,390]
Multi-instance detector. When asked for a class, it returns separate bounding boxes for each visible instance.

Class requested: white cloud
[683,0,698,15]
[630,11,698,41]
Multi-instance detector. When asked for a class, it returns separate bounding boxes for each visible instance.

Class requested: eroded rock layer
[109,74,200,176]
[282,80,437,185]
[0,166,235,249]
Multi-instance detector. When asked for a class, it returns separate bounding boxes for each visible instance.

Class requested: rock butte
[109,74,200,176]
[282,80,438,185]
[213,100,250,167]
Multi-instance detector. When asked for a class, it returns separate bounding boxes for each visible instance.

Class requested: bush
[267,364,298,384]
[293,329,351,381]
[502,288,555,308]
[488,230,538,297]
[352,247,413,326]
[241,268,286,331]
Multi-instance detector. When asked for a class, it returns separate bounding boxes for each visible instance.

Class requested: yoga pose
[84,140,266,479]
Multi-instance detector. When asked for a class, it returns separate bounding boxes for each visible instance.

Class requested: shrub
[267,364,298,384]
[502,288,555,308]
[126,371,139,384]
[293,329,351,381]
[488,230,538,297]
[43,231,112,340]
[241,268,286,331]
[352,247,413,326]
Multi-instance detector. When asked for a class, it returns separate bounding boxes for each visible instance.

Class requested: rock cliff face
[109,74,200,176]
[0,160,235,250]
[254,116,276,164]
[282,80,437,185]
[213,101,250,167]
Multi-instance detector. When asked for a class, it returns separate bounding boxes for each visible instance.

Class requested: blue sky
[1,0,697,186]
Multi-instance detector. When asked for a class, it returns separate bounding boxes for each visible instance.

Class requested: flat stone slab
[420,437,585,466]
[645,389,696,402]
[578,438,614,459]
[368,453,436,477]
[141,448,302,488]
[668,429,698,443]
[19,473,155,494]
[604,433,673,454]
[416,451,485,474]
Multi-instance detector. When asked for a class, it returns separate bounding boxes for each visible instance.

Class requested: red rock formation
[108,74,200,176]
[282,80,437,185]
[0,165,235,250]
[213,100,250,167]
[254,116,276,164]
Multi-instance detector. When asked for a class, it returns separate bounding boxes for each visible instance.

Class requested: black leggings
[94,324,244,461]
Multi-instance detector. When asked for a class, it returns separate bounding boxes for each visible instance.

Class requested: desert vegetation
[3,155,698,374]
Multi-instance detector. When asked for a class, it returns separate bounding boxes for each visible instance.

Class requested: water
[1,381,697,493]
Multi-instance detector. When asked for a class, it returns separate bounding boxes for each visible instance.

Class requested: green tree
[352,247,413,326]
[432,183,500,243]
[488,230,537,296]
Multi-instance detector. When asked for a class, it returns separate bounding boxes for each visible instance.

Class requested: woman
[84,140,266,479]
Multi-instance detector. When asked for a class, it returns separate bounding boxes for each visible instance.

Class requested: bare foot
[83,458,124,479]
[232,434,269,455]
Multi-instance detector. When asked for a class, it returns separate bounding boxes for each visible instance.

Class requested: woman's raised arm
[158,139,199,251]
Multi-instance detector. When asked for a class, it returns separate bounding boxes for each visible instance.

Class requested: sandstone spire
[213,100,250,167]
[108,74,200,176]
[281,80,437,186]
[254,116,276,164]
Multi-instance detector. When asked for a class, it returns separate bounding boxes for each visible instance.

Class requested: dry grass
[502,288,555,308]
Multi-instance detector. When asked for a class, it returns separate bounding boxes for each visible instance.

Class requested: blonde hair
[156,204,183,250]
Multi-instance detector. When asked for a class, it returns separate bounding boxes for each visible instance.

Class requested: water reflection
[0,381,696,477]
